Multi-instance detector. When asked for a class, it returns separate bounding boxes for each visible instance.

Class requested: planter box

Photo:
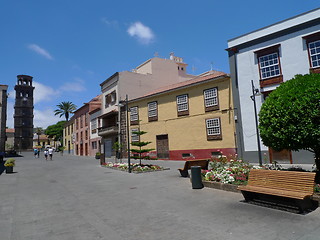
[202,181,241,193]
[5,166,13,174]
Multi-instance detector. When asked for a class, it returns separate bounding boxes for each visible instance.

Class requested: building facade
[14,75,34,151]
[89,108,101,157]
[227,8,320,163]
[63,117,75,155]
[5,128,14,150]
[73,96,101,157]
[98,54,195,158]
[0,85,8,159]
[127,71,236,160]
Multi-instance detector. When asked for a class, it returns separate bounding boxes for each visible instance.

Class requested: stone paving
[1,152,320,240]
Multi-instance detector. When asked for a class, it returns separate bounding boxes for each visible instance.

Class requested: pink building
[73,96,101,157]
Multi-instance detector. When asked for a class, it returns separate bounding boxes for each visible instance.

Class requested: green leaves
[259,73,320,155]
[54,101,77,121]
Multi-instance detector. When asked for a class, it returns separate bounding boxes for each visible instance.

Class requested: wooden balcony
[98,126,118,137]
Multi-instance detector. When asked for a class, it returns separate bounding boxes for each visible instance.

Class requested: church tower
[14,75,34,151]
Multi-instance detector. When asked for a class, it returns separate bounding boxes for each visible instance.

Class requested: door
[156,135,169,159]
[104,139,112,158]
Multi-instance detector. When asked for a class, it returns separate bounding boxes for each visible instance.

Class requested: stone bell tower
[14,75,35,151]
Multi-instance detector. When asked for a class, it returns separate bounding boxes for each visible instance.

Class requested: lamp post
[119,95,131,173]
[250,80,262,166]
[36,128,42,146]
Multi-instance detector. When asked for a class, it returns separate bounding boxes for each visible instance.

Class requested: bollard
[191,166,204,189]
[100,153,105,165]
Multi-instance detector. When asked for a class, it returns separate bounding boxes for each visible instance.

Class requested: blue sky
[1,0,319,128]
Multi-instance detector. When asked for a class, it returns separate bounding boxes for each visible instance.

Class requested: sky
[1,0,319,128]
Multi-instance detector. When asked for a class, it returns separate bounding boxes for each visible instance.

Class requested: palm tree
[54,101,77,121]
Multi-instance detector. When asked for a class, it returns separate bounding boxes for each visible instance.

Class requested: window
[131,128,139,142]
[130,106,139,125]
[255,44,283,88]
[92,141,97,149]
[105,94,111,108]
[304,32,320,73]
[206,118,222,140]
[148,101,158,122]
[259,53,280,79]
[111,91,117,103]
[176,94,189,116]
[91,118,97,133]
[204,87,219,111]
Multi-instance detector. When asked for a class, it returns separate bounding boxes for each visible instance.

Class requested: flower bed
[201,157,254,185]
[102,162,168,173]
[201,157,320,198]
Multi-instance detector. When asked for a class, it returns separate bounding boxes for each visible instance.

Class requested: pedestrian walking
[48,147,53,160]
[37,148,40,158]
[33,148,38,158]
[44,149,48,160]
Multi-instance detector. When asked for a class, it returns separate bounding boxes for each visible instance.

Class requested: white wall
[234,25,320,152]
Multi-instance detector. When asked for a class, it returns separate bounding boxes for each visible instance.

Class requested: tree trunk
[314,149,320,184]
[315,149,320,171]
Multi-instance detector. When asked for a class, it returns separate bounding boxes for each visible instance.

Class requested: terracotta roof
[130,71,229,102]
[6,128,14,133]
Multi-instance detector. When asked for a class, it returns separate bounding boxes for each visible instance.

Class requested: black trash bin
[191,166,204,189]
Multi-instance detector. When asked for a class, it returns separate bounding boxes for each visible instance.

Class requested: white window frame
[177,94,188,112]
[204,88,218,107]
[130,107,138,122]
[309,40,320,68]
[131,128,139,142]
[148,101,157,118]
[258,52,281,79]
[91,118,97,130]
[206,118,221,136]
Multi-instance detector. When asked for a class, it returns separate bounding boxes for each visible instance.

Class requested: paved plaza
[1,152,320,240]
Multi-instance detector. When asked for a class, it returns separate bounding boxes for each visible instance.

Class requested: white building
[227,8,320,164]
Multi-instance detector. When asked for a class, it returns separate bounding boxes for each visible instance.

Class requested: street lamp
[119,95,131,173]
[36,128,42,146]
[250,80,262,166]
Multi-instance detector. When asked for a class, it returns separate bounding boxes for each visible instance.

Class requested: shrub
[4,158,15,167]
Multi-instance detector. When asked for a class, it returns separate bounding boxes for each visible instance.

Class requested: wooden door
[156,135,169,159]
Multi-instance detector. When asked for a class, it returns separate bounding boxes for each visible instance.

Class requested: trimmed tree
[259,73,320,170]
[130,130,154,166]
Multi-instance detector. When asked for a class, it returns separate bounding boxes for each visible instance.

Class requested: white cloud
[59,78,86,92]
[33,81,60,104]
[6,101,14,128]
[101,18,119,28]
[127,22,155,44]
[28,44,53,60]
[34,108,62,128]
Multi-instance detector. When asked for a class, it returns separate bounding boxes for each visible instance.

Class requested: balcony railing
[98,126,118,137]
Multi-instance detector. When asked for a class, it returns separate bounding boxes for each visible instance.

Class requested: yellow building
[63,117,75,154]
[127,71,236,160]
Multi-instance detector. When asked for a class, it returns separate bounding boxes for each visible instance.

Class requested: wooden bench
[238,169,318,213]
[178,159,209,177]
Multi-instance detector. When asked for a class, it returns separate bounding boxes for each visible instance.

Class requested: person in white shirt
[48,148,53,160]
[44,149,48,160]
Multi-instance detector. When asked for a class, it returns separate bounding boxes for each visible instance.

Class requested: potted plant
[95,152,101,160]
[4,158,15,174]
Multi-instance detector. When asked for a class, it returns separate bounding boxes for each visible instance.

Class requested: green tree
[54,101,77,121]
[259,73,320,170]
[130,130,154,165]
[45,121,66,142]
